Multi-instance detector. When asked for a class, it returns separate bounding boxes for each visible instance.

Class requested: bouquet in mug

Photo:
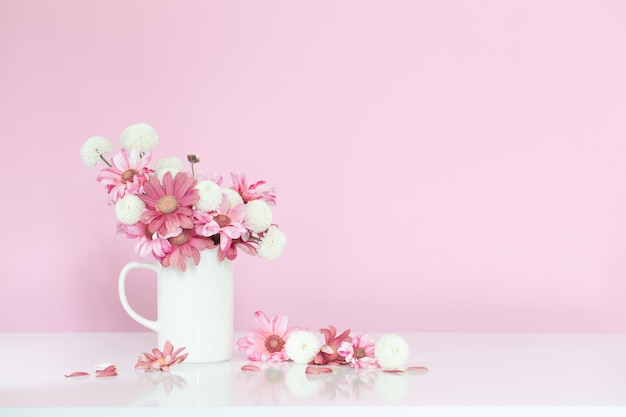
[80,122,286,271]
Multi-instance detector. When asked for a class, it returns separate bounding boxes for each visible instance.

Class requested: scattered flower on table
[338,334,379,369]
[81,122,286,271]
[374,334,410,369]
[237,311,302,363]
[284,330,322,364]
[312,325,352,365]
[135,340,188,372]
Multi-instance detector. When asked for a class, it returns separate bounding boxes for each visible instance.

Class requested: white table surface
[1,332,625,416]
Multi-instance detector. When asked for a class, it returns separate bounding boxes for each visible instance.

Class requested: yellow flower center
[157,195,179,214]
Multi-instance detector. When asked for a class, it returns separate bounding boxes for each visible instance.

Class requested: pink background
[1,0,626,333]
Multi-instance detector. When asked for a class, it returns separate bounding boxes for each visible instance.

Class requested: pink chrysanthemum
[135,340,188,372]
[338,334,379,369]
[159,228,215,271]
[140,172,200,236]
[237,311,302,363]
[312,325,352,365]
[194,196,248,261]
[231,173,276,205]
[97,148,153,204]
[117,221,172,259]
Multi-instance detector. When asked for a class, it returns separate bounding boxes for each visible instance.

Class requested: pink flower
[97,148,153,204]
[337,334,379,369]
[231,173,276,205]
[140,171,200,236]
[312,325,352,365]
[159,229,215,271]
[117,221,172,259]
[135,340,188,372]
[237,311,302,363]
[194,196,248,261]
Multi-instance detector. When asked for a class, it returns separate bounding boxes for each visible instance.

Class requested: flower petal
[407,366,429,375]
[241,364,261,372]
[305,366,334,374]
[65,371,90,378]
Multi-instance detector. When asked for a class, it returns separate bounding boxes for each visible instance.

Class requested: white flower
[374,334,409,369]
[221,188,244,208]
[154,157,184,182]
[257,226,286,260]
[80,136,113,167]
[244,200,272,233]
[115,194,145,225]
[120,122,159,152]
[285,330,321,364]
[195,180,223,211]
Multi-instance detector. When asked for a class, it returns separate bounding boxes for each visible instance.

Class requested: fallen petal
[65,371,90,378]
[407,366,429,375]
[95,370,118,378]
[241,364,260,372]
[305,366,334,375]
[382,369,406,374]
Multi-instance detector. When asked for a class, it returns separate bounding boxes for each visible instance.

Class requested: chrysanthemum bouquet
[80,122,286,271]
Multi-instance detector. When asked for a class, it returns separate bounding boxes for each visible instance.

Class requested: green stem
[100,154,113,168]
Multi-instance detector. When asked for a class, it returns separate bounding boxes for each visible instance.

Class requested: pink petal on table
[95,370,118,377]
[97,365,117,373]
[305,366,334,375]
[65,371,90,378]
[382,369,406,374]
[95,365,118,377]
[407,366,429,375]
[241,364,260,372]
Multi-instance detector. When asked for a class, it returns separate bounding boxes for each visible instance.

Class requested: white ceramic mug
[118,249,234,363]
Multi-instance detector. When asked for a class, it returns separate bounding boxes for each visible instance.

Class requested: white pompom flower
[195,180,223,211]
[374,334,410,369]
[115,194,145,225]
[120,122,159,152]
[257,226,287,260]
[222,188,244,208]
[154,157,184,182]
[80,136,113,167]
[244,199,273,233]
[285,330,321,364]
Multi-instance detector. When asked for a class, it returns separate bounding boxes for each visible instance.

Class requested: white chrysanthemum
[374,334,410,369]
[221,188,244,208]
[80,136,113,167]
[115,194,145,225]
[195,180,223,211]
[120,122,159,152]
[257,226,287,260]
[244,200,273,233]
[285,330,321,364]
[154,157,184,182]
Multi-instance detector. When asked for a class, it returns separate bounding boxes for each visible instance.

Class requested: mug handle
[118,261,160,332]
